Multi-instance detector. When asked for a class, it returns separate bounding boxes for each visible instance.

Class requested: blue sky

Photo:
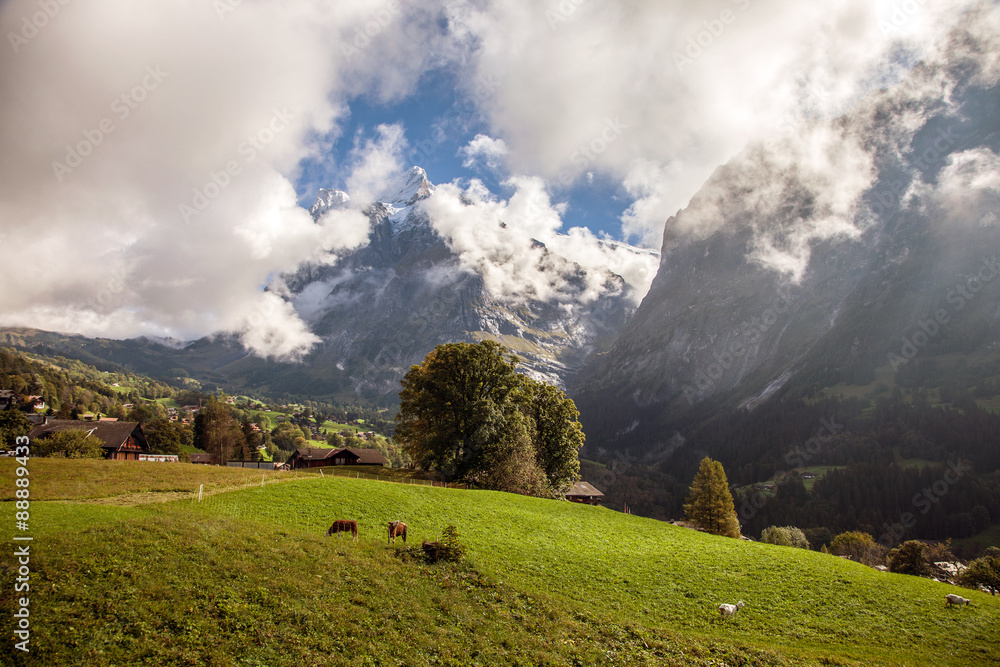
[295,66,632,242]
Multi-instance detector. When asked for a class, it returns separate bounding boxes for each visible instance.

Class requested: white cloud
[345,123,409,205]
[0,0,441,359]
[421,177,659,306]
[445,0,987,246]
[459,133,508,170]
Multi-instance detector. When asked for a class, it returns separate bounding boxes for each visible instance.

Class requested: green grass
[3,460,999,665]
[0,459,316,503]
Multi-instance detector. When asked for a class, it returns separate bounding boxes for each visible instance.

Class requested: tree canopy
[194,395,244,465]
[0,408,31,449]
[32,430,104,459]
[683,457,741,538]
[395,341,584,496]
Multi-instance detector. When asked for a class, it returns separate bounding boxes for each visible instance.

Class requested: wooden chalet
[188,453,215,465]
[286,447,388,470]
[27,419,150,460]
[565,481,605,505]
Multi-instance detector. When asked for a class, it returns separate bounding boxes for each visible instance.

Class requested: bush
[761,526,810,549]
[421,525,465,564]
[827,531,886,567]
[888,540,931,577]
[958,547,1000,595]
[33,430,104,459]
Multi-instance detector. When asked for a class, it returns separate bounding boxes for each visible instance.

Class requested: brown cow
[387,520,407,544]
[326,519,358,542]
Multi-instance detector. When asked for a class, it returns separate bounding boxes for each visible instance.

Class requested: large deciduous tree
[684,457,742,538]
[395,341,584,496]
[193,395,244,465]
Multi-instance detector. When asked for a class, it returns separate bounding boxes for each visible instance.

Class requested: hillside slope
[3,460,999,666]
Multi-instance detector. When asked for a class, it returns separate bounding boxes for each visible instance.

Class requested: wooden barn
[286,447,388,470]
[27,419,150,460]
[565,481,605,505]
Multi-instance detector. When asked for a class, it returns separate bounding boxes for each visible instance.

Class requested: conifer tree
[684,456,741,538]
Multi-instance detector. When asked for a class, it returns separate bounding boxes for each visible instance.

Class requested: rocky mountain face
[276,167,654,396]
[571,17,1000,462]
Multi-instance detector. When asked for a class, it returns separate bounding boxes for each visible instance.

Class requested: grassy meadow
[2,460,999,666]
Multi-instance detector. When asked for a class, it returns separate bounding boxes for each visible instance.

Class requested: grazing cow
[945,594,970,607]
[388,520,408,544]
[326,519,358,542]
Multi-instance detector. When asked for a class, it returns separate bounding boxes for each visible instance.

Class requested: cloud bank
[0,0,992,359]
[0,0,442,360]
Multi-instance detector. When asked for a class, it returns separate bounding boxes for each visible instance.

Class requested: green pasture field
[2,460,998,666]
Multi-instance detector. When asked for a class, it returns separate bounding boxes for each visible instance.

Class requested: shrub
[958,547,1000,596]
[761,526,810,549]
[421,525,465,564]
[888,540,931,577]
[33,430,104,459]
[828,531,886,567]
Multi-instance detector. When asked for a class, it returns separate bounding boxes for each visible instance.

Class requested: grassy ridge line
[180,477,999,666]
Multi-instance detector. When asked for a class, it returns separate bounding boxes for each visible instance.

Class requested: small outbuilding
[565,481,605,505]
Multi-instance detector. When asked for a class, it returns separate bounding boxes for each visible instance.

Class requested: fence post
[261,474,264,488]
[198,484,203,502]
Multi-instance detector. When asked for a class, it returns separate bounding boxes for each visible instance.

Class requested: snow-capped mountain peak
[376,166,434,208]
[309,188,350,220]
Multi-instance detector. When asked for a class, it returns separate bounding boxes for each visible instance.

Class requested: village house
[27,419,151,461]
[188,453,214,464]
[565,481,605,505]
[285,447,388,470]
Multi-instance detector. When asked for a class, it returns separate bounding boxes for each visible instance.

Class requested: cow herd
[326,519,407,544]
